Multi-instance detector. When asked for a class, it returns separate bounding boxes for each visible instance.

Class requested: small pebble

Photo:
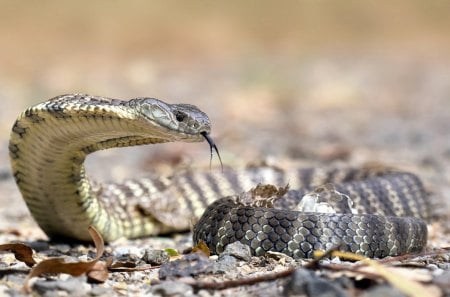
[150,280,194,297]
[334,276,354,290]
[213,254,237,274]
[112,246,144,259]
[284,269,313,295]
[437,262,450,270]
[27,240,50,252]
[4,274,27,287]
[142,249,170,266]
[51,244,71,254]
[220,241,252,261]
[0,285,8,296]
[330,256,342,264]
[266,251,294,263]
[159,253,214,279]
[434,270,450,295]
[305,280,348,297]
[90,285,114,296]
[32,276,88,296]
[284,269,348,297]
[0,168,11,180]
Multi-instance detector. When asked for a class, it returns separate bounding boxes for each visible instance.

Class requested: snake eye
[175,111,186,122]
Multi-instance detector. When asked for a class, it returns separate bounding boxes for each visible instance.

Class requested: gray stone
[2,284,28,297]
[0,168,11,180]
[150,280,194,297]
[437,262,450,270]
[27,240,50,252]
[51,244,71,254]
[112,246,144,259]
[220,241,252,261]
[305,280,348,297]
[284,269,348,297]
[266,251,295,262]
[142,249,170,266]
[284,268,314,295]
[4,274,27,286]
[159,253,214,279]
[90,285,114,296]
[434,270,450,296]
[32,276,88,297]
[333,276,354,290]
[213,254,237,273]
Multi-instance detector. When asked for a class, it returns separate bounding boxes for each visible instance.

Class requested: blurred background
[0,1,449,233]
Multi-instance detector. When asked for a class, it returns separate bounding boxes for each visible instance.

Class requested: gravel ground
[0,57,449,297]
[1,2,450,296]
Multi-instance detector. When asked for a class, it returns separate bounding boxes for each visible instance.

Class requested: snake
[9,94,429,258]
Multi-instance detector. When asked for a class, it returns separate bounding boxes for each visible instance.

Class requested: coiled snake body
[9,94,429,258]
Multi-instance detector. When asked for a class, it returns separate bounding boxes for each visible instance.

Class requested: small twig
[108,265,159,272]
[182,267,296,290]
[376,247,450,265]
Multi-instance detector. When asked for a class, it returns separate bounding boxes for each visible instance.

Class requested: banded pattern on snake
[9,94,429,258]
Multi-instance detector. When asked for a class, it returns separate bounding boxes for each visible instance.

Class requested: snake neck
[9,98,169,241]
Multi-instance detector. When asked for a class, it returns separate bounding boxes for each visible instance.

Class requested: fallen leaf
[164,248,179,257]
[191,240,210,257]
[24,226,107,292]
[25,257,97,278]
[87,261,109,283]
[0,243,36,267]
[88,225,105,259]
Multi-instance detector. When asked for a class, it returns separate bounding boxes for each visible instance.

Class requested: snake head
[130,98,211,141]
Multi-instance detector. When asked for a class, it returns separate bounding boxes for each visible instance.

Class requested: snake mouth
[201,132,223,170]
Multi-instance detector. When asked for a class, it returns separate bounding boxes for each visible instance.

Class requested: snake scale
[9,94,429,258]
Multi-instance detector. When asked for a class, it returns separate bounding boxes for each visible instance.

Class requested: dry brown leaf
[0,243,36,267]
[88,225,105,259]
[191,240,210,257]
[25,257,98,278]
[24,226,107,292]
[87,261,109,283]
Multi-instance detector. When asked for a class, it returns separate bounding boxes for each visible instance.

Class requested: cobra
[9,94,429,258]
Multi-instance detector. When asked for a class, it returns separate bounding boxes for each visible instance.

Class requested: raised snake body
[9,94,429,258]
